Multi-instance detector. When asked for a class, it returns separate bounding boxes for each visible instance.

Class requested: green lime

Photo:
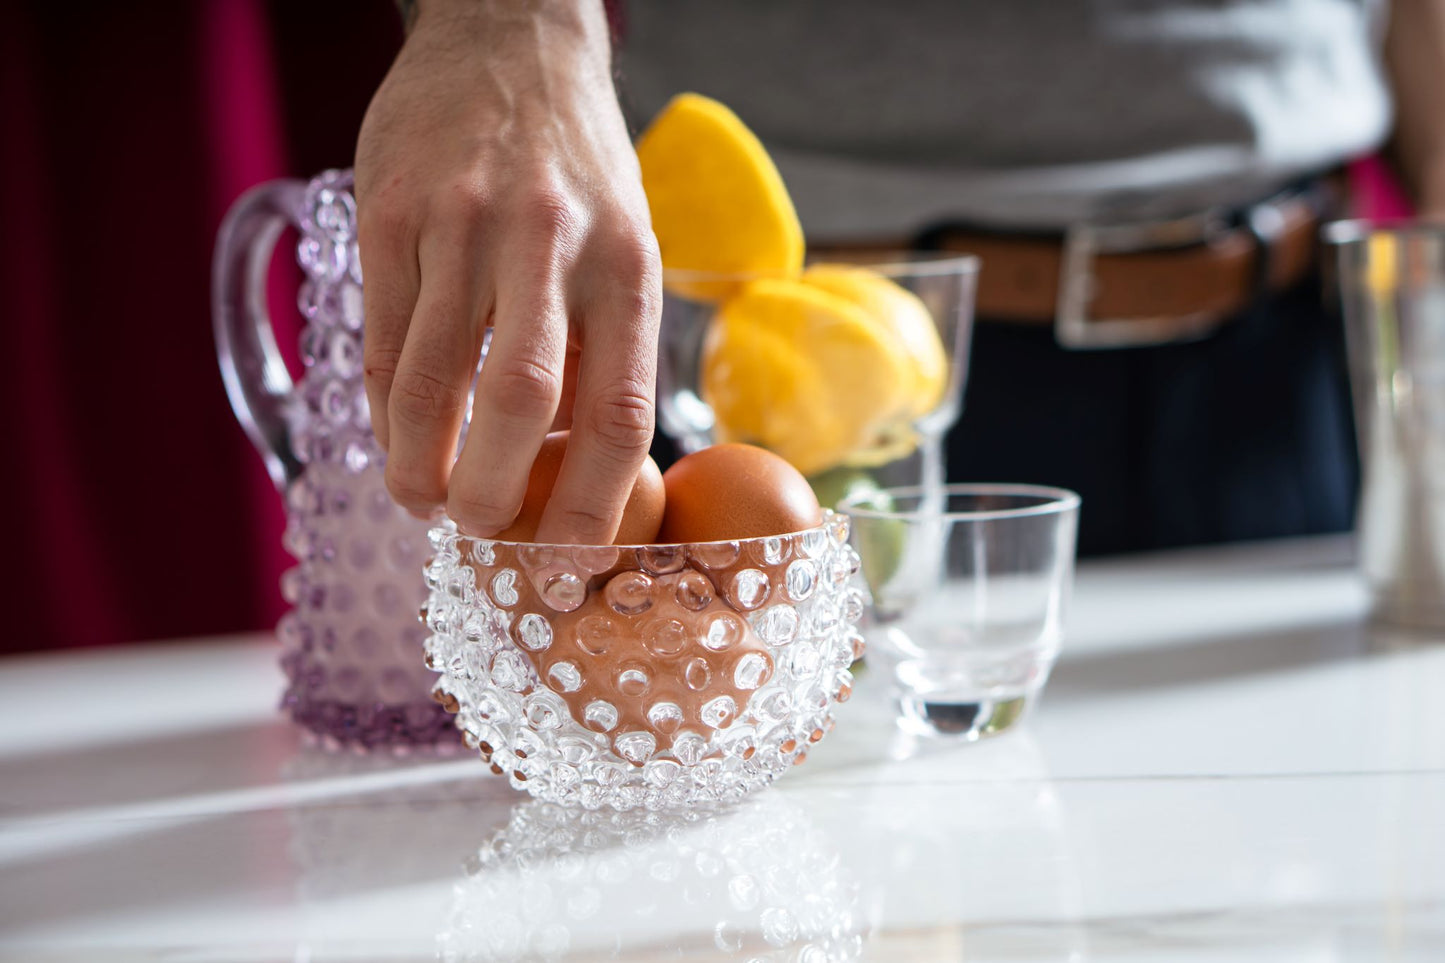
[807,468,905,590]
[808,466,885,511]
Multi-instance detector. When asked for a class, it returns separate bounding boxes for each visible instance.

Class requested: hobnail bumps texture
[277,168,455,752]
[424,514,866,809]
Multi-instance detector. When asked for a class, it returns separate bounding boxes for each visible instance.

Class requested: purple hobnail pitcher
[213,168,457,752]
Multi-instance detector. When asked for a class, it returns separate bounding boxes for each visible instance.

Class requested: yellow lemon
[1366,232,1399,297]
[701,311,849,473]
[639,95,946,472]
[701,279,916,476]
[802,264,949,417]
[636,94,804,299]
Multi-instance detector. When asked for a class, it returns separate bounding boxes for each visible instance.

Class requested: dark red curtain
[0,1,400,652]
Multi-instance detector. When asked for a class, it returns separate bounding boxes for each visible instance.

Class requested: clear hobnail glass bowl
[422,513,866,810]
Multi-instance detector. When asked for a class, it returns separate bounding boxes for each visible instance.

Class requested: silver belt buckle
[1055,210,1231,350]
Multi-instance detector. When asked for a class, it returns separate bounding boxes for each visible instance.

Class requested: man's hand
[355,0,661,544]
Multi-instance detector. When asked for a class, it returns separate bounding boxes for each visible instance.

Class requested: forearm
[1385,0,1445,215]
[396,0,612,60]
[389,0,618,134]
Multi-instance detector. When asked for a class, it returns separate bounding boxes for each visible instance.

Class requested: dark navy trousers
[946,276,1358,556]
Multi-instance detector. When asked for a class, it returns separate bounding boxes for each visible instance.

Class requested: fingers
[361,172,657,541]
[381,226,489,516]
[534,231,662,545]
[446,219,575,535]
[358,198,420,454]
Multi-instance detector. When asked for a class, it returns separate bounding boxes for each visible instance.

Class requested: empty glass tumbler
[1326,221,1445,628]
[842,484,1080,739]
[213,168,455,751]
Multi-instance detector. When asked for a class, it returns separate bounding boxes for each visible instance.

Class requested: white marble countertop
[3,536,1443,961]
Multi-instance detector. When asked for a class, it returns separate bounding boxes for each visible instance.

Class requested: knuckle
[427,178,492,235]
[614,279,663,329]
[390,368,466,427]
[363,344,403,386]
[491,358,561,422]
[355,199,418,288]
[596,226,663,321]
[586,385,655,458]
[609,222,662,272]
[447,488,518,530]
[558,505,616,538]
[444,176,491,211]
[385,463,444,510]
[357,193,415,246]
[524,185,585,245]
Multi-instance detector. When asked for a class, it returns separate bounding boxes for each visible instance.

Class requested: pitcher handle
[212,178,308,490]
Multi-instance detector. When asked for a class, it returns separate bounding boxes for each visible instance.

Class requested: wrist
[410,0,611,64]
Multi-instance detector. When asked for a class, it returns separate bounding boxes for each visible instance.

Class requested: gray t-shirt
[618,0,1392,237]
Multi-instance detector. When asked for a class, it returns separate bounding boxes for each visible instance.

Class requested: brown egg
[467,540,799,767]
[542,566,775,755]
[657,443,823,543]
[493,430,666,544]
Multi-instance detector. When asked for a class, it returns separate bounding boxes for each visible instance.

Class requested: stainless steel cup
[1326,221,1445,627]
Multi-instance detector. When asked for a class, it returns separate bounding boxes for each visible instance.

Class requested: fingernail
[455,517,499,538]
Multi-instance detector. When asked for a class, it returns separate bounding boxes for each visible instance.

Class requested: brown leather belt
[815,190,1327,348]
[928,190,1324,348]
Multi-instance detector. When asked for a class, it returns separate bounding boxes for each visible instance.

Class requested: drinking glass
[841,484,1080,739]
[1325,220,1445,627]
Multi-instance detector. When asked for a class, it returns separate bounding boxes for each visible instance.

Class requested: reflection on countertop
[443,795,864,961]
